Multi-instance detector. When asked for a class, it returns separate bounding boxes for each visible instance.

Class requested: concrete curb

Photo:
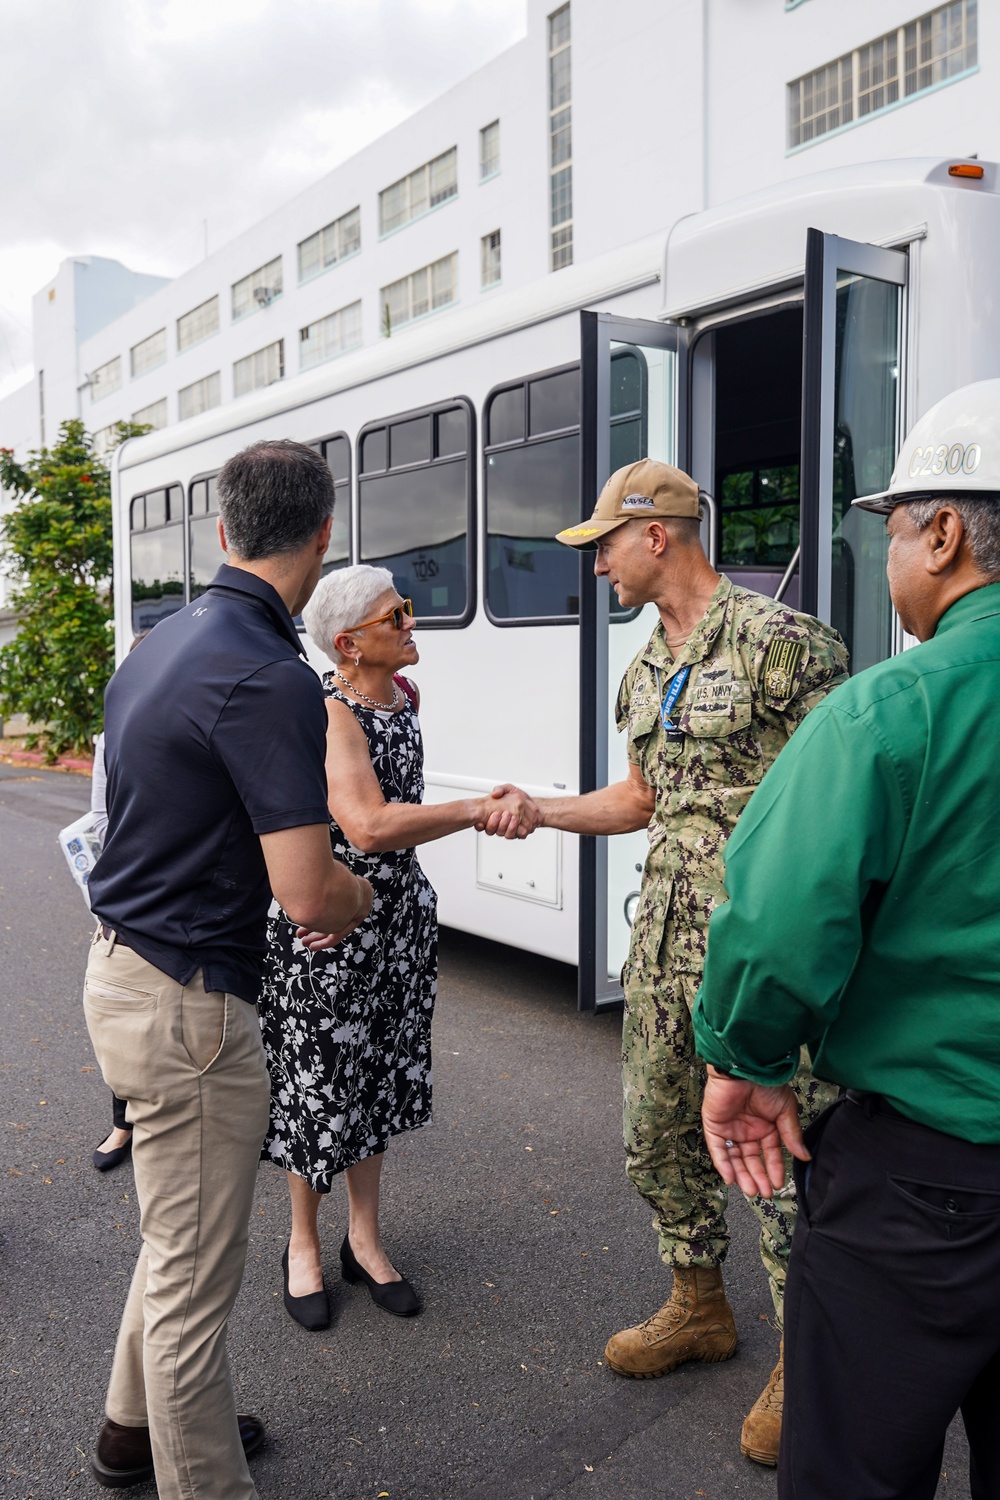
[1,748,94,776]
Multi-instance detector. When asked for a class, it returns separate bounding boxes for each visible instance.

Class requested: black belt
[99,923,129,949]
[844,1089,911,1123]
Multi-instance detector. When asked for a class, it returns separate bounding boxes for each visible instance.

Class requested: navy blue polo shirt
[89,564,329,1003]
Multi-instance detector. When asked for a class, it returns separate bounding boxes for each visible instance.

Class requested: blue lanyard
[654,664,690,730]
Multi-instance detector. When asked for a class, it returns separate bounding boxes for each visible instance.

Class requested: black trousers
[779,1093,1000,1499]
[112,1091,130,1130]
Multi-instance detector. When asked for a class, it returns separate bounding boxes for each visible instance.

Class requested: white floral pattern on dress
[258,674,437,1191]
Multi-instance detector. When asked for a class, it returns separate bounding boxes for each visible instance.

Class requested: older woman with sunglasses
[259,564,532,1331]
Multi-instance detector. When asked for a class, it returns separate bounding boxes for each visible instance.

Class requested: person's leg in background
[84,932,270,1500]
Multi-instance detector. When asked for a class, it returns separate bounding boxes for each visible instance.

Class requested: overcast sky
[0,0,526,400]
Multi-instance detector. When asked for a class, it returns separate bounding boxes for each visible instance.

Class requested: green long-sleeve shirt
[693,582,1000,1144]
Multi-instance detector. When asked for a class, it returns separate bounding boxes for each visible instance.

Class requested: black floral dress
[258,675,437,1192]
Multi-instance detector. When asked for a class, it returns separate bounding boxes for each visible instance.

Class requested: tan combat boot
[603,1266,737,1378]
[740,1337,783,1466]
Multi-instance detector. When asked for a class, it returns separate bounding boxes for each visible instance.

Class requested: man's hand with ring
[701,1065,809,1199]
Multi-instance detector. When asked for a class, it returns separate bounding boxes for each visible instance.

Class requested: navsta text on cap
[555,459,700,547]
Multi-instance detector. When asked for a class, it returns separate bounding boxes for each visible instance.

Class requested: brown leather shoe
[603,1265,737,1378]
[741,1338,783,1466]
[91,1412,265,1488]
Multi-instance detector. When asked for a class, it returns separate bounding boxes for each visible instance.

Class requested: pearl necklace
[331,665,401,711]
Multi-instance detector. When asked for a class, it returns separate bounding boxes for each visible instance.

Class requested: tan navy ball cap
[555,458,700,547]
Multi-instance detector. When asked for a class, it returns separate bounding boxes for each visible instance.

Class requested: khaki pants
[83,930,271,1500]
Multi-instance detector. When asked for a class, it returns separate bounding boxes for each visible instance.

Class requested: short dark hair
[216,440,334,561]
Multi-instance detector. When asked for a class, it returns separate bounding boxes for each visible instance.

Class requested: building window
[298,207,361,283]
[481,230,502,288]
[177,295,219,351]
[788,0,977,148]
[130,329,166,380]
[300,302,362,371]
[549,5,572,270]
[93,424,120,457]
[358,400,473,624]
[480,120,500,180]
[379,147,458,237]
[129,484,185,632]
[132,397,168,431]
[178,372,221,422]
[231,256,283,321]
[233,339,284,398]
[90,356,122,402]
[381,253,458,335]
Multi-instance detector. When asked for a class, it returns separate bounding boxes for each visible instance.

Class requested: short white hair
[302,564,396,663]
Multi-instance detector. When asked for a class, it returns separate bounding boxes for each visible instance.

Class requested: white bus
[111,156,1000,1008]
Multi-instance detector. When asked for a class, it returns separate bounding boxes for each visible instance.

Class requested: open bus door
[800,229,908,671]
[578,312,688,1011]
[578,232,907,1011]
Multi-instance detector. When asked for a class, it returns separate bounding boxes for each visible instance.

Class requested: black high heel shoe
[281,1243,330,1331]
[339,1234,421,1318]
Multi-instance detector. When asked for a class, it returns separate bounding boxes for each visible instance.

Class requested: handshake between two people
[474,784,543,841]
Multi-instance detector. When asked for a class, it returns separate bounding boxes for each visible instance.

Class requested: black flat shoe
[91,1413,265,1488]
[339,1233,421,1318]
[281,1243,330,1331]
[92,1134,133,1173]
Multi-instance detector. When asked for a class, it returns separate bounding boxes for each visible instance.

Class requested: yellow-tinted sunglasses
[350,598,415,632]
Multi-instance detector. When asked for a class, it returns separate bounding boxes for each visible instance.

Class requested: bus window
[485,356,643,623]
[130,485,185,632]
[357,399,474,625]
[318,433,351,574]
[188,474,222,600]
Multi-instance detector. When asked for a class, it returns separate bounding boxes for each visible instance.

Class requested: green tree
[0,418,147,759]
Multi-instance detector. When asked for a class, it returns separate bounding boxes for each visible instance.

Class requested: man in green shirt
[692,378,1000,1494]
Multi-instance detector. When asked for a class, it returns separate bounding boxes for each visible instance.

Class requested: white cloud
[0,0,526,397]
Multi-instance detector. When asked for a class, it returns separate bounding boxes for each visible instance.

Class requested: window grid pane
[299,301,363,371]
[297,207,361,283]
[480,120,500,179]
[379,147,457,235]
[90,356,122,402]
[549,5,572,270]
[177,295,219,351]
[178,372,221,421]
[233,339,284,398]
[132,397,168,430]
[790,0,976,148]
[231,256,283,321]
[130,329,167,379]
[380,253,457,333]
[481,230,502,288]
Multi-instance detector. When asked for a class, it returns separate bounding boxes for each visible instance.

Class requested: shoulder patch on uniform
[762,637,805,699]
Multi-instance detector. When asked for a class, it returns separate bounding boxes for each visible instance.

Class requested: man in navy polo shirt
[84,440,372,1500]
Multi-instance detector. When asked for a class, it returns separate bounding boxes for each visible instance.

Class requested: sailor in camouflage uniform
[514,459,847,1466]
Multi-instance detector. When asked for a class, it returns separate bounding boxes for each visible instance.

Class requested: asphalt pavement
[0,765,973,1500]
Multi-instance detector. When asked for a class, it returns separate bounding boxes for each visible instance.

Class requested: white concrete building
[0,0,989,630]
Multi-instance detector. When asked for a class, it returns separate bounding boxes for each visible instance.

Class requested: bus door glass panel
[130,485,185,633]
[484,367,581,621]
[321,434,351,575]
[579,311,684,1011]
[188,475,221,600]
[358,402,472,623]
[801,231,905,673]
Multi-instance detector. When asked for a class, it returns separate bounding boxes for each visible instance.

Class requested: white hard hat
[853,378,1000,515]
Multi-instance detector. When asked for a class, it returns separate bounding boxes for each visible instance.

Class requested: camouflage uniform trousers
[622,940,836,1326]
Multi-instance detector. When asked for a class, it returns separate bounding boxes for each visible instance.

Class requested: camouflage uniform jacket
[616,575,848,981]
